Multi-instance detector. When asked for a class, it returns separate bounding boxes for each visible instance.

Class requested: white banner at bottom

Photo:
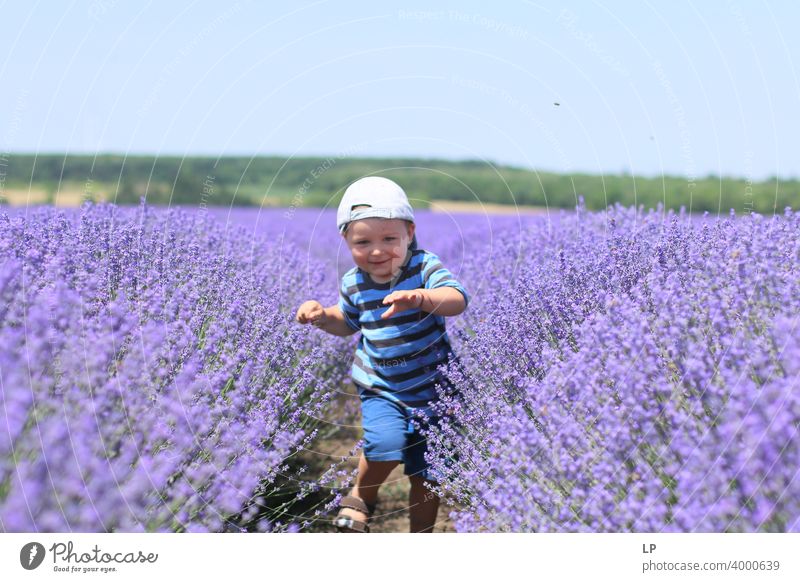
[1,533,798,581]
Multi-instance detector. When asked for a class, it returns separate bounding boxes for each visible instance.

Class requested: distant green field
[1,154,797,213]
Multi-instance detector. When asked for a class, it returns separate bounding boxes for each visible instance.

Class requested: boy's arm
[381,287,467,319]
[419,287,466,316]
[318,305,360,337]
[381,253,470,319]
[420,251,469,315]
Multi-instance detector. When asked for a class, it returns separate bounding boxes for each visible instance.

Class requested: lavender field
[1,201,798,532]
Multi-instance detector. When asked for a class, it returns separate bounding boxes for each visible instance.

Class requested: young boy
[295,176,468,533]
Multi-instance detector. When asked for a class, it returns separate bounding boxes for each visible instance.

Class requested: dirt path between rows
[300,397,460,533]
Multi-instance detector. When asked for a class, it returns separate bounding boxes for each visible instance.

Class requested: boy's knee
[365,431,406,461]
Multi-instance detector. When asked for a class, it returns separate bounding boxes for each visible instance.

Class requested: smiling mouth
[369,259,390,265]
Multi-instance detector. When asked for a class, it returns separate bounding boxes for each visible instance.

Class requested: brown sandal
[333,495,377,533]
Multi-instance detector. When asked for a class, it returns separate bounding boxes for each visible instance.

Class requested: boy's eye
[384,237,396,242]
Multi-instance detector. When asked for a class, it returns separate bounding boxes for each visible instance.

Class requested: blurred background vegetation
[1,154,796,213]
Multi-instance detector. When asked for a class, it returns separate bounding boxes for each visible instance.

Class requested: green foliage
[2,154,797,212]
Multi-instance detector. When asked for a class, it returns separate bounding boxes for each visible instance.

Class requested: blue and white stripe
[338,249,469,408]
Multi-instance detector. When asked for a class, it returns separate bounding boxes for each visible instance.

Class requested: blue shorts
[360,394,441,481]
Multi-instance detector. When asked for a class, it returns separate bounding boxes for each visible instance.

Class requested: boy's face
[343,216,415,283]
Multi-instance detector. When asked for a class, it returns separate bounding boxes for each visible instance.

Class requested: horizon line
[3,150,797,183]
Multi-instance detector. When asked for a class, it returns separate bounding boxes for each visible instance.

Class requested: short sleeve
[421,252,470,308]
[338,278,361,331]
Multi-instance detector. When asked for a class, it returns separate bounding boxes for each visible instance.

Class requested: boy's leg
[408,475,440,533]
[338,454,399,525]
[351,453,399,506]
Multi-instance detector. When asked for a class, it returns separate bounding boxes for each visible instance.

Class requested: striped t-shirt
[338,248,469,410]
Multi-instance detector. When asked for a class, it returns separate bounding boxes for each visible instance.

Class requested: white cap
[337,177,415,233]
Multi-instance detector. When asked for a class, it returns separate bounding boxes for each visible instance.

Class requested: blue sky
[1,0,798,179]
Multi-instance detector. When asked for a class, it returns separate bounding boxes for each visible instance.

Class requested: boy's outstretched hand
[296,300,328,327]
[381,290,424,319]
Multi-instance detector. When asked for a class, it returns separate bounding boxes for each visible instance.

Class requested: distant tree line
[2,153,797,213]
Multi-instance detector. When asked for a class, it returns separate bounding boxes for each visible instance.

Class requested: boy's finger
[381,304,396,319]
[394,291,412,302]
